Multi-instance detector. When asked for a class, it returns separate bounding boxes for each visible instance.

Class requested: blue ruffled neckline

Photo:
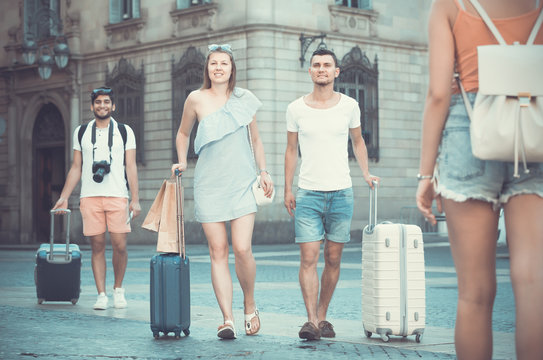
[194,88,262,154]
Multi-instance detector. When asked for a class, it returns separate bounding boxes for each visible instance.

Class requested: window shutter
[24,0,38,36]
[132,0,140,18]
[50,0,60,36]
[177,0,192,8]
[109,0,122,24]
[360,0,371,9]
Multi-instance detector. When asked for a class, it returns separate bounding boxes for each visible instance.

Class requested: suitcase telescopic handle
[175,170,186,259]
[49,209,72,262]
[367,180,378,234]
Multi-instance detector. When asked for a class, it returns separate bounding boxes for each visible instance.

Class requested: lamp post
[21,4,70,80]
[299,33,327,68]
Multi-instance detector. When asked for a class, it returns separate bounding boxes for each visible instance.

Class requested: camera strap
[91,120,114,165]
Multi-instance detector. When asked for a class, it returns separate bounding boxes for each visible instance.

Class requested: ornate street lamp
[37,45,55,80]
[22,34,38,65]
[53,36,70,69]
[21,3,70,80]
[299,33,327,68]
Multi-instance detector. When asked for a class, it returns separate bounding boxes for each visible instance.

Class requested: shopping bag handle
[174,169,186,259]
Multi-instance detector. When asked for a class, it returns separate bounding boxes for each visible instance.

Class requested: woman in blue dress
[171,44,274,339]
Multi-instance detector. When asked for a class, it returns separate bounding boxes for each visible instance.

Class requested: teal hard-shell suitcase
[35,209,81,304]
[149,171,190,338]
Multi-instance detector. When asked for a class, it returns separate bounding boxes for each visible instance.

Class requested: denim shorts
[294,188,354,243]
[436,93,543,208]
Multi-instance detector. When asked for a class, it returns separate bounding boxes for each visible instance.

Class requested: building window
[335,0,372,10]
[335,46,379,162]
[109,0,140,23]
[171,47,206,161]
[24,0,61,40]
[176,0,212,9]
[106,58,145,163]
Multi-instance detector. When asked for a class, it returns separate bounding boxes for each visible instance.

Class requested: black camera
[92,160,111,183]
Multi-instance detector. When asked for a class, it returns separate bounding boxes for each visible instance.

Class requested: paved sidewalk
[0,242,515,359]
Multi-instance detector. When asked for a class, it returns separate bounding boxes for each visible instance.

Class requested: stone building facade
[0,0,431,244]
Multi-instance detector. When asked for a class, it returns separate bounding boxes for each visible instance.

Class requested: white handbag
[456,0,543,177]
[247,126,275,206]
[252,175,274,206]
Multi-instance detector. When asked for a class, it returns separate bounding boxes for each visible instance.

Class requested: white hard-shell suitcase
[362,183,426,342]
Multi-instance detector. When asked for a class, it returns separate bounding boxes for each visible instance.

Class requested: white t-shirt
[73,118,136,198]
[286,93,361,191]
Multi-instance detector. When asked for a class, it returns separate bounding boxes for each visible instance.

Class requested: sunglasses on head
[207,44,232,55]
[92,87,112,94]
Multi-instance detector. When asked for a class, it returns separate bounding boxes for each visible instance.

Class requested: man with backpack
[53,86,141,310]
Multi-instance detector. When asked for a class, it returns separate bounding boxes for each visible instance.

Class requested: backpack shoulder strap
[116,121,130,190]
[527,5,543,45]
[77,124,88,148]
[117,122,127,149]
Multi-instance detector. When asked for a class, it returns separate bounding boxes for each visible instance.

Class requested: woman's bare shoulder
[186,89,210,107]
[430,0,458,28]
[187,89,203,101]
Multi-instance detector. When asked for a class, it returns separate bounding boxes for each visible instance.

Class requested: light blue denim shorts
[436,93,543,208]
[294,187,354,243]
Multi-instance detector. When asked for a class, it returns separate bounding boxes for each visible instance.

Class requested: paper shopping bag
[141,180,166,232]
[156,179,179,253]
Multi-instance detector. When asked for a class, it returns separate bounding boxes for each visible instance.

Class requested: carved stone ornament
[329,5,378,37]
[106,57,144,88]
[340,46,378,74]
[172,46,206,76]
[104,11,147,49]
[170,3,218,38]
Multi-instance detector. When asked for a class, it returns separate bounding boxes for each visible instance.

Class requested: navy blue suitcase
[150,172,190,338]
[35,209,82,304]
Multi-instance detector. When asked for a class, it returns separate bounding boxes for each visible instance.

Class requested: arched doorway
[33,103,65,243]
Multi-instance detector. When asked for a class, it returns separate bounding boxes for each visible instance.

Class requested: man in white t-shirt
[52,87,141,310]
[284,49,379,340]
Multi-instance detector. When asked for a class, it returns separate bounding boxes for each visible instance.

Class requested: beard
[315,79,333,88]
[94,110,111,120]
[313,75,334,87]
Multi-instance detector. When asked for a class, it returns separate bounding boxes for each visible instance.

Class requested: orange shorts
[80,197,131,236]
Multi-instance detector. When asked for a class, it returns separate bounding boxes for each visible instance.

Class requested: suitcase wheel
[37,298,44,305]
[183,329,190,336]
[380,333,390,342]
[153,332,160,339]
[364,330,372,338]
[71,298,78,305]
[416,334,422,343]
[174,333,181,339]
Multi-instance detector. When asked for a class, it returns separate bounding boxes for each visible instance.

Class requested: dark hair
[310,48,338,68]
[91,87,115,104]
[201,50,237,94]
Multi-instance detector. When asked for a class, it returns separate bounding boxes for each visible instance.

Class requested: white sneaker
[113,288,127,309]
[93,292,108,310]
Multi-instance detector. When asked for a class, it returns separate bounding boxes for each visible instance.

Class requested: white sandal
[244,308,260,335]
[217,320,236,339]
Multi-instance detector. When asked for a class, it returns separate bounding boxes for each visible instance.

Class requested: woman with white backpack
[416,0,543,359]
